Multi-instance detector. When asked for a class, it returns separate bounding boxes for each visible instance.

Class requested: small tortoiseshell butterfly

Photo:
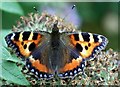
[5,12,108,80]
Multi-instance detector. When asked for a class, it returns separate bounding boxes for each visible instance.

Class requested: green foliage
[0,44,29,85]
[0,2,24,15]
[0,59,29,85]
[2,46,22,63]
[0,29,29,85]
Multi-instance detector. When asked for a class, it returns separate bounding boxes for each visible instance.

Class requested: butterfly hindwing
[56,34,85,78]
[5,31,43,58]
[25,39,54,79]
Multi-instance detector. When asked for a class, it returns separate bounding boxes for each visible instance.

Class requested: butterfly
[5,13,108,80]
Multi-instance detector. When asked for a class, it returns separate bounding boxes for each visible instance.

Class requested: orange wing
[5,31,43,58]
[58,32,108,78]
[69,32,108,60]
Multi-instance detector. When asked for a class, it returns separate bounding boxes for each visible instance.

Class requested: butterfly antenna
[33,6,39,13]
[63,4,76,21]
[72,4,76,9]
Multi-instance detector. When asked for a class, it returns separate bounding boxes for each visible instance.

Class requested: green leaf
[0,1,24,15]
[1,29,11,47]
[1,29,23,63]
[0,60,30,85]
[2,46,22,63]
[1,29,20,62]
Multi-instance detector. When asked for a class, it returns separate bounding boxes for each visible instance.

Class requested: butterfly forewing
[5,31,43,58]
[68,32,108,60]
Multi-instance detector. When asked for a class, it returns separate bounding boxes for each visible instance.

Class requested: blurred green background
[1,2,119,51]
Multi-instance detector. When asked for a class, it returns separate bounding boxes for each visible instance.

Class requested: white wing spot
[79,33,84,41]
[11,33,15,40]
[78,68,81,72]
[27,64,30,68]
[31,69,34,72]
[36,71,38,75]
[98,35,103,42]
[82,64,84,68]
[65,73,68,76]
[74,70,77,74]
[40,74,42,77]
[70,72,73,75]
[44,74,47,78]
[89,33,94,42]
